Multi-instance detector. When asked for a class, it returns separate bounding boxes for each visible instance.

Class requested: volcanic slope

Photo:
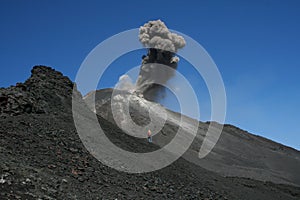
[86,88,300,187]
[0,66,300,200]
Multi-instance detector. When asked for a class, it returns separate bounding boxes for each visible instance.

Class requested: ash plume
[135,20,186,101]
[139,19,185,52]
[115,74,135,93]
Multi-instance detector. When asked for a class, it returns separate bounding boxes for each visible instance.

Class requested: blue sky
[0,0,299,150]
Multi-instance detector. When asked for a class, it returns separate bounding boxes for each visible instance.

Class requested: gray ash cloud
[134,20,186,101]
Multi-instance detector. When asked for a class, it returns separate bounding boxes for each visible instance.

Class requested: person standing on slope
[147,129,152,143]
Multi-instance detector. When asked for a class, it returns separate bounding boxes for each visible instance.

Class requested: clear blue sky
[0,0,299,150]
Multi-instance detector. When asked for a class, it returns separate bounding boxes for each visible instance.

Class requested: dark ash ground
[0,66,299,199]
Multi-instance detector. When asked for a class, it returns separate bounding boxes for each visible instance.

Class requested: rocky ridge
[0,66,300,199]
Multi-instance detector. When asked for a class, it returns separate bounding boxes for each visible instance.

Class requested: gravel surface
[1,66,300,199]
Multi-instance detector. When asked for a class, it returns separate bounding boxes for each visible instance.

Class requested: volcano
[1,66,300,199]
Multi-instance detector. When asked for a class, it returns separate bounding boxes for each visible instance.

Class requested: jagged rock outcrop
[0,66,75,116]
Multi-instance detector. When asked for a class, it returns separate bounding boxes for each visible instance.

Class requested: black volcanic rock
[0,66,74,116]
[1,66,300,199]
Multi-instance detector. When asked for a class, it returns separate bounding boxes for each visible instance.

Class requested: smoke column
[135,20,186,101]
